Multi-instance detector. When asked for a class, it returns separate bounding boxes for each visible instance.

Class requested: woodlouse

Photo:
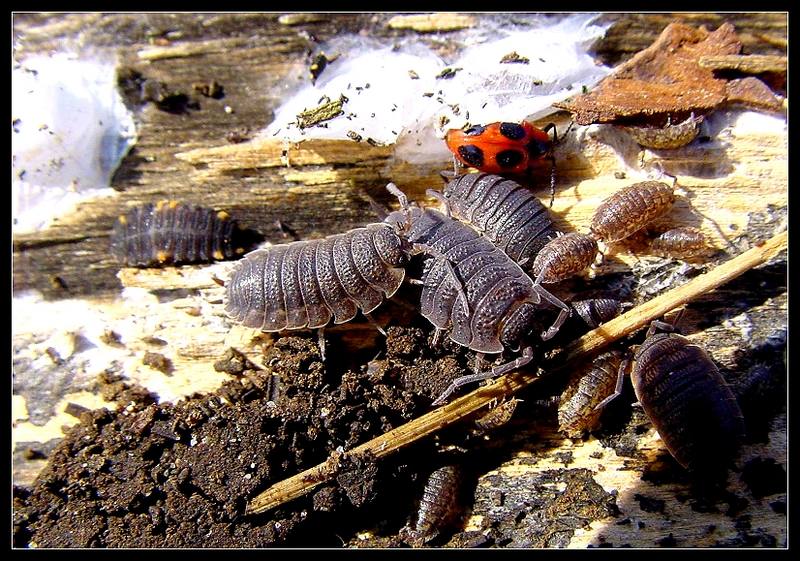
[439,173,559,270]
[630,323,746,472]
[474,397,521,432]
[413,465,464,543]
[648,226,709,259]
[526,180,679,285]
[570,298,628,330]
[224,223,408,332]
[531,232,598,285]
[111,200,248,267]
[590,181,676,244]
[623,113,704,150]
[384,183,570,404]
[558,350,624,439]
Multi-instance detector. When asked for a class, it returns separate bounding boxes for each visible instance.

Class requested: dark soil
[12,320,478,548]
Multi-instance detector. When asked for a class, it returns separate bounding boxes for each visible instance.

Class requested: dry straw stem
[247,231,787,515]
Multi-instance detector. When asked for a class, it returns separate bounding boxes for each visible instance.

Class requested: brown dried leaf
[555,22,742,125]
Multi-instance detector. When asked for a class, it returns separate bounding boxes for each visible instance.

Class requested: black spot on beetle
[457,145,484,168]
[527,139,550,159]
[495,149,524,169]
[499,122,526,140]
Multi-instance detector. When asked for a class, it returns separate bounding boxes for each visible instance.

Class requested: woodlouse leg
[431,347,534,406]
[532,285,571,340]
[363,312,387,337]
[426,188,451,218]
[413,243,470,315]
[317,328,327,362]
[593,357,630,411]
[431,327,443,347]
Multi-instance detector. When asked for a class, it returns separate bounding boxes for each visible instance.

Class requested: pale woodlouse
[558,350,624,439]
[413,464,464,543]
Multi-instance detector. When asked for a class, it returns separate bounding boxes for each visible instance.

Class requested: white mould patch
[263,14,611,166]
[12,52,137,233]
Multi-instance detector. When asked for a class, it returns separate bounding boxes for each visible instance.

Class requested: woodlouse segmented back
[570,298,626,330]
[648,226,709,259]
[631,332,745,472]
[531,232,598,285]
[623,113,705,150]
[441,173,559,269]
[225,223,407,331]
[405,206,567,354]
[590,181,675,243]
[414,465,463,541]
[111,200,248,266]
[558,350,624,438]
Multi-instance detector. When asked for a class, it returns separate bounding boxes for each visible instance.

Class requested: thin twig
[247,231,787,515]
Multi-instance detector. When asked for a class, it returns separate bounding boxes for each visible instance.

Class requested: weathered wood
[12,13,787,549]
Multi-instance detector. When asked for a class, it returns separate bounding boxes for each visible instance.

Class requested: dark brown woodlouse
[225,223,408,332]
[647,226,709,259]
[569,298,628,330]
[439,172,559,270]
[623,113,704,150]
[558,350,624,439]
[629,322,746,472]
[110,200,248,267]
[412,464,464,543]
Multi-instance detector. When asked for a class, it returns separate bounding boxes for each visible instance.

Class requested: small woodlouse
[558,350,624,439]
[623,113,704,150]
[225,223,408,332]
[439,173,559,270]
[474,397,520,432]
[631,322,746,472]
[111,200,247,267]
[531,232,598,285]
[413,465,463,542]
[648,226,709,259]
[590,181,676,244]
[570,298,627,330]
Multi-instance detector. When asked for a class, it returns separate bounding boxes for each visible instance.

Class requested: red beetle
[445,121,556,175]
[445,121,559,206]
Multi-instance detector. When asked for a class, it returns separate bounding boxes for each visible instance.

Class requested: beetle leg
[431,346,534,406]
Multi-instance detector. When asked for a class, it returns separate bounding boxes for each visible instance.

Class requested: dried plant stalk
[247,231,786,515]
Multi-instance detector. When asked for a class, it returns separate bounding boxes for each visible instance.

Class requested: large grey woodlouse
[111,200,250,267]
[439,172,559,270]
[385,184,571,405]
[225,223,408,333]
[594,320,746,472]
